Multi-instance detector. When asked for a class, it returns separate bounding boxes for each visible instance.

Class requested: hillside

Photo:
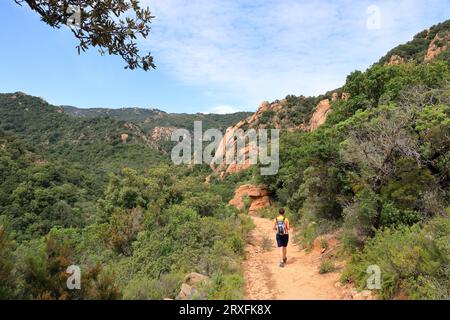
[253,21,450,299]
[0,130,103,241]
[61,105,252,154]
[379,19,450,65]
[0,19,449,301]
[0,92,169,170]
[63,105,252,130]
[214,19,450,300]
[63,105,252,139]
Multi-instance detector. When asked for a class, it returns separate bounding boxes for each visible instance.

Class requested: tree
[0,225,16,299]
[19,235,121,299]
[109,207,144,256]
[15,0,155,70]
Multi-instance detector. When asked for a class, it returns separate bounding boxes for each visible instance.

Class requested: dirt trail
[243,216,349,300]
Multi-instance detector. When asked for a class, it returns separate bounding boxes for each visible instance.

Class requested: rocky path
[243,216,353,300]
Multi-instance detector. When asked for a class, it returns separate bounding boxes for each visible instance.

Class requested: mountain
[0,92,167,171]
[1,19,449,301]
[62,105,253,153]
[379,19,450,65]
[62,105,167,122]
[62,105,253,133]
[211,20,450,300]
[253,21,450,300]
[0,130,103,241]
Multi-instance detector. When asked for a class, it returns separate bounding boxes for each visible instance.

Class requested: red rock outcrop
[151,126,177,142]
[120,133,129,143]
[424,32,450,62]
[308,99,332,132]
[229,184,271,215]
[210,101,278,174]
[386,54,405,65]
[209,93,347,176]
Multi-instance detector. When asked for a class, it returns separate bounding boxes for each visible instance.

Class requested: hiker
[274,208,289,267]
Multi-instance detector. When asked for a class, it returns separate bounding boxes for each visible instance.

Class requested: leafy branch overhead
[15,0,155,70]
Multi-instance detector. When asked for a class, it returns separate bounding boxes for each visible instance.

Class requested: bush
[242,196,252,211]
[319,260,336,274]
[342,188,380,249]
[258,110,276,124]
[0,225,16,299]
[342,216,450,299]
[208,272,244,300]
[123,273,183,300]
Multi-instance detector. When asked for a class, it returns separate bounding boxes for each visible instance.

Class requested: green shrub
[208,272,244,300]
[242,196,252,211]
[258,207,275,219]
[320,239,329,251]
[0,225,16,299]
[261,236,273,252]
[123,273,183,300]
[258,110,276,124]
[319,260,336,274]
[342,216,450,299]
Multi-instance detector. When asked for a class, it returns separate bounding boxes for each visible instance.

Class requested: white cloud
[141,0,449,108]
[204,105,243,114]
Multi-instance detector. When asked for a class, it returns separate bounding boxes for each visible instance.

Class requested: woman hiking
[273,208,290,267]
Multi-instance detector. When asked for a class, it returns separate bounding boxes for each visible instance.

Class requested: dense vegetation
[63,105,253,134]
[0,93,168,171]
[1,20,449,300]
[379,20,450,64]
[0,131,101,242]
[258,35,450,299]
[62,105,252,153]
[0,129,252,299]
[0,92,252,299]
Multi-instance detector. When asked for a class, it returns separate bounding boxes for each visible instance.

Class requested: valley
[0,18,449,301]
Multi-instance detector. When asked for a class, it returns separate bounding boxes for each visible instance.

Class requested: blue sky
[0,0,449,113]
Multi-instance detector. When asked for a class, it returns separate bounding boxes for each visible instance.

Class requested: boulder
[229,184,271,214]
[120,133,129,143]
[183,272,210,286]
[178,283,196,300]
[177,273,210,300]
[387,54,405,65]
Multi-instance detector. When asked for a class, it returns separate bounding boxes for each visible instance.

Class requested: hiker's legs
[276,235,283,262]
[276,235,288,267]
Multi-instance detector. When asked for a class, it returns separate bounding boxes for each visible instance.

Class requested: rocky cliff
[425,32,450,62]
[151,126,177,142]
[210,93,347,176]
[228,184,271,215]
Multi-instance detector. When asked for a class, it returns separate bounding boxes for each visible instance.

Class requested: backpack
[276,216,287,235]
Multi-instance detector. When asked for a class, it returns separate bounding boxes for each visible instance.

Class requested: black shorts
[276,234,289,247]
